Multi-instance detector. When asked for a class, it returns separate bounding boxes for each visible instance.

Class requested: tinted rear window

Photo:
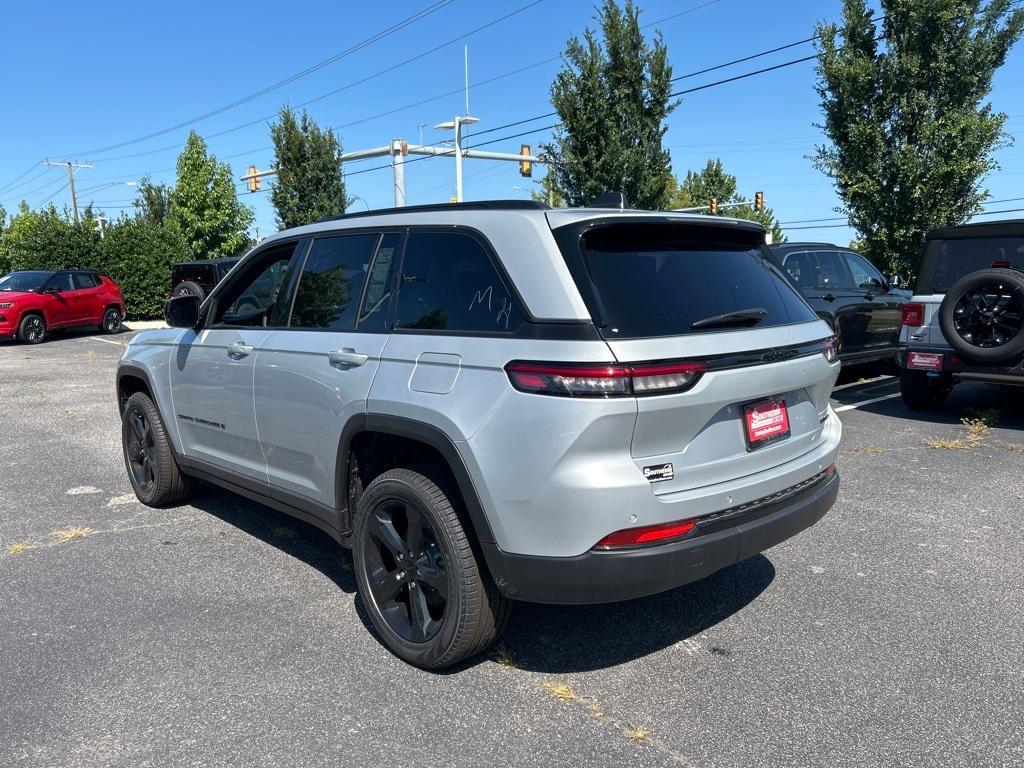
[923,236,1024,292]
[576,224,817,338]
[173,264,217,284]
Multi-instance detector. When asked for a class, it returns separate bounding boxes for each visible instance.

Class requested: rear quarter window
[573,224,817,339]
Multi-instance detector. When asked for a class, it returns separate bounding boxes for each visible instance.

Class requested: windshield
[0,271,52,292]
[924,236,1024,292]
[571,224,817,339]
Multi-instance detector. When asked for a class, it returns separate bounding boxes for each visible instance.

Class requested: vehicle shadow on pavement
[187,483,358,596]
[495,555,776,674]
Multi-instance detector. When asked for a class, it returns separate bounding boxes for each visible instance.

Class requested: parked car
[0,269,125,344]
[897,220,1024,409]
[770,242,908,365]
[170,258,239,301]
[118,198,842,668]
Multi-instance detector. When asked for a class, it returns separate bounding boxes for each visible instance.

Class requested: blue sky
[1,0,1022,246]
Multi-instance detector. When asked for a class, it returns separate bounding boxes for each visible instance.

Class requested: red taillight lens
[505,360,707,397]
[902,302,924,328]
[594,518,697,550]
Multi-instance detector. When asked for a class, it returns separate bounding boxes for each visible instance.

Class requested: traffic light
[754,191,764,212]
[709,196,718,215]
[519,144,532,178]
[247,165,261,193]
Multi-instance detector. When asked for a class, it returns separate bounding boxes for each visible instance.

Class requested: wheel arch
[337,415,497,552]
[116,364,155,416]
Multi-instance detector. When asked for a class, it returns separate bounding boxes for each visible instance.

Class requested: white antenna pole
[464,45,470,115]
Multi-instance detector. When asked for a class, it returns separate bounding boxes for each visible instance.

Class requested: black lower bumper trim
[484,470,839,605]
[897,346,1024,381]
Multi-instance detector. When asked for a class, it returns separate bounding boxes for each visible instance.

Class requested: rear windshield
[922,236,1024,292]
[573,224,817,338]
[173,263,217,284]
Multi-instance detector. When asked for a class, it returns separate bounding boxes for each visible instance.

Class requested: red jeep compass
[0,269,126,344]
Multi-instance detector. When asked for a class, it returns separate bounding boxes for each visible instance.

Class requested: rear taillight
[902,302,924,328]
[594,518,697,550]
[822,337,839,364]
[505,360,706,398]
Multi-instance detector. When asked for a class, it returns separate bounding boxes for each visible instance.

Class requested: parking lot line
[833,392,903,412]
[831,375,892,392]
[89,336,127,346]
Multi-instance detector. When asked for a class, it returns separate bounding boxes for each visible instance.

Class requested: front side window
[289,234,379,330]
[214,243,297,326]
[395,231,523,332]
[46,273,75,292]
[843,252,884,289]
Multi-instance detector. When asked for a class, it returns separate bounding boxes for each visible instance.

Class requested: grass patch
[5,542,36,555]
[625,725,652,742]
[541,682,580,702]
[52,527,94,542]
[924,413,997,451]
[922,436,972,450]
[996,441,1024,453]
[587,702,605,718]
[493,644,519,669]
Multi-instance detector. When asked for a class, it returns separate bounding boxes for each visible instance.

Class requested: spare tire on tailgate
[938,268,1024,364]
[173,281,205,301]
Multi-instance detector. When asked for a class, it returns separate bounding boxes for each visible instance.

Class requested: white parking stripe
[831,375,893,392]
[833,392,903,412]
[89,336,126,346]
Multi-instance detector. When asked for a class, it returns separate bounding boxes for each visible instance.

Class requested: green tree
[530,163,565,207]
[97,217,189,319]
[270,107,348,228]
[134,176,171,225]
[814,0,1024,277]
[168,131,254,259]
[545,0,676,209]
[671,159,786,243]
[1,203,101,272]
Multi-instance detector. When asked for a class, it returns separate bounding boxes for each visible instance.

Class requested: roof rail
[313,199,548,224]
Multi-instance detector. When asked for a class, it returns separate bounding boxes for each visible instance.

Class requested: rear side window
[395,231,524,332]
[924,236,1024,292]
[575,224,817,339]
[812,251,853,290]
[290,234,379,330]
[73,273,98,289]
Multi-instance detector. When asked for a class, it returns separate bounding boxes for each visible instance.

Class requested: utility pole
[434,115,479,202]
[43,158,92,223]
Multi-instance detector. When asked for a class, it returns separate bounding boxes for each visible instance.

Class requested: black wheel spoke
[130,413,146,442]
[372,514,407,559]
[407,585,435,642]
[405,506,425,558]
[369,567,405,604]
[416,562,447,595]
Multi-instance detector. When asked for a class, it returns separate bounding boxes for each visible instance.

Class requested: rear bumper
[897,346,1024,383]
[484,469,839,605]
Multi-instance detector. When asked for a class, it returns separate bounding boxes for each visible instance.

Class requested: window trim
[390,224,531,336]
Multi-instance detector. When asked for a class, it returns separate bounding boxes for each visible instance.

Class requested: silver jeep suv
[117,199,842,668]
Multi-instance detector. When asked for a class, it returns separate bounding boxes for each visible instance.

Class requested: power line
[68,1,456,157]
[0,163,42,195]
[36,182,69,209]
[1,174,66,205]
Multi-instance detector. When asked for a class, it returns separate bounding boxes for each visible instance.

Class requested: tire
[899,369,952,411]
[352,468,510,669]
[939,268,1024,364]
[17,313,46,344]
[173,281,205,301]
[121,392,191,506]
[99,306,122,334]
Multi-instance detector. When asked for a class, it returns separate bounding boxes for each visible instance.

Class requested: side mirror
[165,295,200,328]
[44,285,63,294]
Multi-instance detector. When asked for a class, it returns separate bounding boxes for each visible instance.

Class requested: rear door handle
[227,342,254,358]
[822,293,836,302]
[329,349,369,367]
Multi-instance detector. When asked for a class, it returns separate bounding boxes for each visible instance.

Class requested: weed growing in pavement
[924,414,997,450]
[541,682,580,702]
[850,446,885,454]
[52,527,94,542]
[493,644,519,668]
[922,436,972,450]
[626,725,652,742]
[5,542,36,555]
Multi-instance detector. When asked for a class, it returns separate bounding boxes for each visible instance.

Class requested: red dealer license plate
[743,399,791,451]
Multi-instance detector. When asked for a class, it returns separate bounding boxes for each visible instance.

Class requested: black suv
[897,220,1024,409]
[170,258,240,301]
[771,243,907,365]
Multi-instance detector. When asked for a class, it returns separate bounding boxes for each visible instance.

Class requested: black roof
[314,199,548,224]
[926,219,1024,240]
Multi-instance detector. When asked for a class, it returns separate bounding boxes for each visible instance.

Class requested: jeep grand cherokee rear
[473,213,842,605]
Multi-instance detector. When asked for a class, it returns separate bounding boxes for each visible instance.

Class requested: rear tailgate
[550,215,839,496]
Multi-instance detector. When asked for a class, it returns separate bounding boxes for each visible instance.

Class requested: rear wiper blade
[690,307,768,330]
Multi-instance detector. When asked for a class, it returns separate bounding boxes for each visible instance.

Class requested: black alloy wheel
[125,407,157,494]
[18,314,45,344]
[951,282,1023,348]
[362,499,449,643]
[102,307,122,334]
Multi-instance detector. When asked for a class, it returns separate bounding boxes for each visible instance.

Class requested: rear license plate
[743,399,791,451]
[908,351,944,371]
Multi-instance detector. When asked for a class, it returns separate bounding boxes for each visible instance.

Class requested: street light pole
[434,115,479,202]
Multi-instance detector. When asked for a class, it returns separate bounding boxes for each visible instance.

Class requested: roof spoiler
[587,192,629,210]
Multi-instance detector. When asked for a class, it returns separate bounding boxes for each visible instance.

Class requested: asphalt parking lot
[1,329,1022,768]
